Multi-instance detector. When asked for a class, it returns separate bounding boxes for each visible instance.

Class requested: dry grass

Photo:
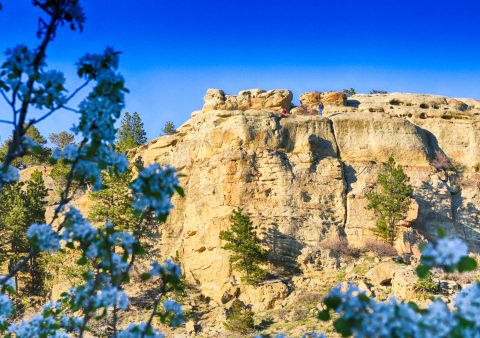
[320,237,362,258]
[361,239,398,257]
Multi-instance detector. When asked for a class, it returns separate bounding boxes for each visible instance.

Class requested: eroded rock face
[132,90,480,302]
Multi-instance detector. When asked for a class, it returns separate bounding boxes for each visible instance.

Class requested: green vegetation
[414,274,438,298]
[89,161,158,242]
[366,156,413,243]
[49,131,74,150]
[224,299,255,334]
[220,208,270,285]
[116,111,147,152]
[0,125,49,167]
[0,170,49,298]
[342,88,356,97]
[162,121,176,135]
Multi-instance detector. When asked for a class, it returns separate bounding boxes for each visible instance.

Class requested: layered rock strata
[131,89,480,302]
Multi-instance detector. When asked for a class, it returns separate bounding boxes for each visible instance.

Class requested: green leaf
[174,185,185,197]
[140,272,151,281]
[77,256,88,265]
[318,309,330,321]
[416,264,430,279]
[324,296,342,310]
[334,318,353,337]
[458,256,477,272]
[436,226,447,238]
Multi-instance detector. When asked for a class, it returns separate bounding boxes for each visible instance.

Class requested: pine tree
[0,125,49,167]
[49,131,74,150]
[224,300,255,334]
[366,156,413,244]
[89,163,157,241]
[162,121,176,135]
[116,111,147,152]
[219,208,269,285]
[0,170,49,296]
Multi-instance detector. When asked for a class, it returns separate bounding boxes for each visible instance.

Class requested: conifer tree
[224,299,255,334]
[220,208,269,285]
[49,131,74,150]
[366,156,413,243]
[89,161,158,242]
[116,111,147,152]
[0,170,49,296]
[162,121,176,135]
[0,125,49,167]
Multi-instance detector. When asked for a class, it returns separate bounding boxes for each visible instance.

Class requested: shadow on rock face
[263,224,304,276]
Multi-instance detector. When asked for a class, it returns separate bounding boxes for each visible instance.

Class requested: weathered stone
[365,262,406,286]
[239,281,289,311]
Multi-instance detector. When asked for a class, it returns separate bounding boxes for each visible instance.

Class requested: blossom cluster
[131,164,180,217]
[321,281,480,337]
[27,223,60,253]
[422,237,469,267]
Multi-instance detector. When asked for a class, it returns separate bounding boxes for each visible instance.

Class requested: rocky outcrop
[131,89,480,303]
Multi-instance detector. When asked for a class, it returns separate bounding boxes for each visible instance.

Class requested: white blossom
[0,293,13,325]
[150,259,181,278]
[118,323,165,338]
[0,275,16,289]
[27,223,60,253]
[162,298,184,327]
[455,282,480,325]
[422,237,468,267]
[131,164,179,216]
[0,164,20,185]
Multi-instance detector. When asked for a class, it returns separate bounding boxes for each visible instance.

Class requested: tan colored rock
[202,89,292,111]
[396,199,419,227]
[299,92,346,112]
[391,268,419,301]
[365,262,406,286]
[239,281,289,311]
[128,90,480,303]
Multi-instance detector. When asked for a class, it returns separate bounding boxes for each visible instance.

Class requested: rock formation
[128,89,480,306]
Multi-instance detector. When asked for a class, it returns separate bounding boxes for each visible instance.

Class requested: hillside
[47,89,480,336]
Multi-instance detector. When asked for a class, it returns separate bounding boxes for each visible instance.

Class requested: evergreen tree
[0,170,49,296]
[89,163,157,241]
[342,88,356,97]
[366,156,413,243]
[116,111,147,152]
[49,131,74,150]
[0,125,49,167]
[219,208,269,285]
[162,121,176,135]
[224,300,255,334]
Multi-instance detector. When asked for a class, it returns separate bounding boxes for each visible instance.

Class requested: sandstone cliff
[127,89,480,308]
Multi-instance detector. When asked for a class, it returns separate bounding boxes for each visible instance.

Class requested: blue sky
[1,0,480,142]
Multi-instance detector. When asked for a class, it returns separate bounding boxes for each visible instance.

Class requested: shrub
[431,149,452,171]
[342,88,356,97]
[362,239,398,257]
[320,237,361,258]
[224,300,255,334]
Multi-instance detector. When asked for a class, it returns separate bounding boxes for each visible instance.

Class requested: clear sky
[1,0,480,142]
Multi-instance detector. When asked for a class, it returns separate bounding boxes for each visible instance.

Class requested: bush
[224,300,255,334]
[361,239,398,257]
[320,237,361,258]
[342,88,356,97]
[431,149,452,171]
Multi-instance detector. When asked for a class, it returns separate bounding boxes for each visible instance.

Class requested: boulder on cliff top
[202,88,292,111]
